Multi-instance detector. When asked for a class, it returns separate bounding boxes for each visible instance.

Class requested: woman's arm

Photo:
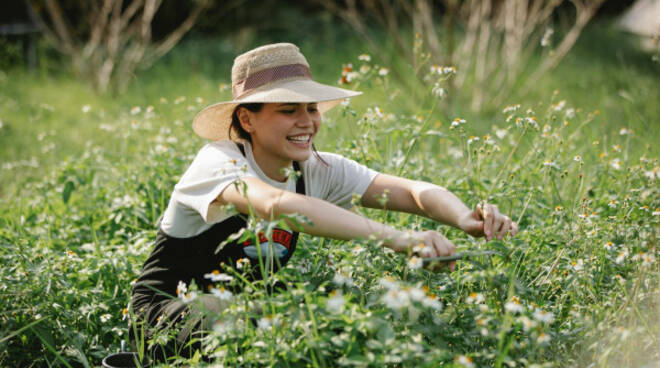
[361,173,518,241]
[214,177,454,260]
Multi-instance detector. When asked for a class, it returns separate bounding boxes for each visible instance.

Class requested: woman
[129,43,518,361]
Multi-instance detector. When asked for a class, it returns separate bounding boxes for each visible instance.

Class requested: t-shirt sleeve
[173,142,256,224]
[316,152,379,209]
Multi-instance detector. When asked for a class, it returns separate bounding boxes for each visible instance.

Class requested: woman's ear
[237,107,254,134]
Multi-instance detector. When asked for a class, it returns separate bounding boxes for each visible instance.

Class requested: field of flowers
[1,31,659,367]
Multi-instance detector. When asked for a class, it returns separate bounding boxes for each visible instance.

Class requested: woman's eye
[280,109,295,114]
[308,107,319,113]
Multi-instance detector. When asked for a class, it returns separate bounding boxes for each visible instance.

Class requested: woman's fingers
[482,202,495,240]
[497,216,512,240]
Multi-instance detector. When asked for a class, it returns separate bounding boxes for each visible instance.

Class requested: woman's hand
[391,230,457,271]
[457,202,518,241]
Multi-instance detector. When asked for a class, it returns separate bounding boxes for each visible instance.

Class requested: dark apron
[129,143,305,359]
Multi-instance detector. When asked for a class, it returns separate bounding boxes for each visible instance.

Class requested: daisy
[326,290,346,313]
[210,287,233,301]
[505,296,524,313]
[204,270,233,282]
[455,355,475,368]
[533,309,555,323]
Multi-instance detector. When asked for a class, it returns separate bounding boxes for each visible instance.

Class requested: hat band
[233,63,312,99]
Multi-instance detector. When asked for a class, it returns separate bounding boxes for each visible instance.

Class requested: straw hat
[193,43,362,141]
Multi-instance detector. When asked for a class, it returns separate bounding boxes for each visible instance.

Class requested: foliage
[0,25,659,367]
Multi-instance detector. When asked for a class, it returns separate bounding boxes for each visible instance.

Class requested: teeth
[288,135,310,142]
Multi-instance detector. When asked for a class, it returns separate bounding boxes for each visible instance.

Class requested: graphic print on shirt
[241,228,293,261]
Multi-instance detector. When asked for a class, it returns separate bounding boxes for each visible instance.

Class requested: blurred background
[1,0,659,196]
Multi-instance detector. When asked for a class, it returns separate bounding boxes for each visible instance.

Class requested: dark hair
[229,103,328,165]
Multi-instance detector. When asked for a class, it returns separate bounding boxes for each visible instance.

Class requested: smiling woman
[128,43,518,363]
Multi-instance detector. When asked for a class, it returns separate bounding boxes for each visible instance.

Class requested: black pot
[101,352,150,368]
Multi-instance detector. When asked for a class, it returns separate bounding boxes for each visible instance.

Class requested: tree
[30,0,211,93]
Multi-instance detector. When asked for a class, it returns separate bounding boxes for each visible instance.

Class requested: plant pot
[101,352,150,368]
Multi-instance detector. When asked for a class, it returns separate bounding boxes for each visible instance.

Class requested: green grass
[0,21,659,367]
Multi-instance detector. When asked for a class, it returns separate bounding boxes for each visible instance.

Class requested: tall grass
[0,21,658,366]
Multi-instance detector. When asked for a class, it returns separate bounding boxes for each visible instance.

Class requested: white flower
[641,253,656,267]
[615,250,628,264]
[408,256,423,269]
[407,286,426,301]
[604,241,614,250]
[358,53,371,62]
[571,259,584,271]
[566,108,576,118]
[519,316,537,331]
[333,272,354,287]
[130,106,141,115]
[213,320,231,335]
[379,276,400,290]
[608,199,618,208]
[653,208,660,216]
[257,316,272,330]
[180,291,198,304]
[82,105,91,113]
[236,258,249,270]
[422,294,443,310]
[502,104,520,113]
[378,67,389,76]
[466,292,485,304]
[326,291,346,313]
[533,309,555,323]
[176,281,188,296]
[573,155,582,162]
[537,332,551,344]
[467,136,480,145]
[619,128,631,135]
[543,160,559,169]
[643,167,659,180]
[455,355,475,368]
[610,158,622,170]
[495,128,508,139]
[382,289,410,310]
[451,118,466,127]
[211,287,233,301]
[204,270,233,282]
[505,296,524,313]
[100,313,112,323]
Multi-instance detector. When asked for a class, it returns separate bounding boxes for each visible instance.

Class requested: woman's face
[240,102,321,167]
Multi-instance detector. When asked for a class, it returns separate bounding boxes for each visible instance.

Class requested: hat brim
[193,78,362,141]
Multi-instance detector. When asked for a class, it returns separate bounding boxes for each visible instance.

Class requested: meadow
[0,22,659,367]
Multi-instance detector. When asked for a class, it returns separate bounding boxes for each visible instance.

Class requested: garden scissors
[422,250,501,270]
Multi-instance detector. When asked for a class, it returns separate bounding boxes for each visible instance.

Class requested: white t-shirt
[160,140,379,238]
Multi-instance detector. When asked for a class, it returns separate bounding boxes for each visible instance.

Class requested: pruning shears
[422,250,501,270]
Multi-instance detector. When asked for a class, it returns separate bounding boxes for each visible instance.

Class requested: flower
[574,155,582,162]
[451,118,466,127]
[571,259,584,271]
[176,281,187,296]
[653,208,660,216]
[204,270,233,282]
[130,106,141,115]
[610,158,622,170]
[619,128,631,135]
[505,296,524,313]
[382,289,410,310]
[379,276,400,290]
[358,53,371,62]
[533,309,555,323]
[422,294,443,310]
[537,332,551,344]
[466,292,485,304]
[455,355,475,368]
[644,167,660,180]
[467,136,480,145]
[408,256,423,269]
[520,316,537,331]
[100,313,112,323]
[604,241,614,250]
[180,291,198,304]
[543,160,559,169]
[257,316,273,330]
[210,287,233,301]
[326,290,346,313]
[608,199,618,208]
[333,272,354,287]
[615,250,629,264]
[236,258,249,270]
[378,67,389,76]
[81,105,91,113]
